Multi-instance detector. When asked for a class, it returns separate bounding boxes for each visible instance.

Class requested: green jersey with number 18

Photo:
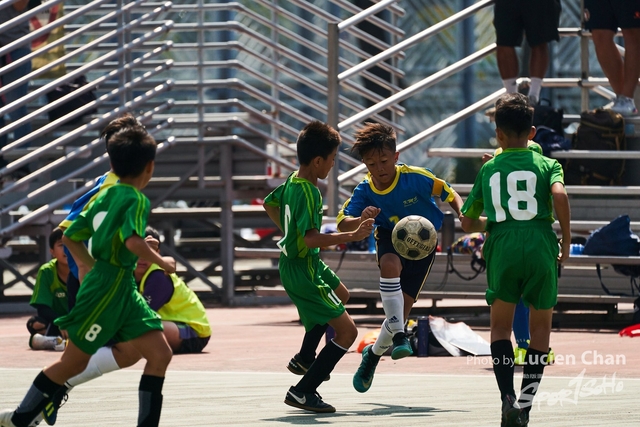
[462,148,564,231]
[264,172,323,260]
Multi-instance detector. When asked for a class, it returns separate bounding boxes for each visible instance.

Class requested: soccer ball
[392,215,437,260]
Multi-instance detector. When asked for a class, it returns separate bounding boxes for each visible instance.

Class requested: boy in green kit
[1,119,175,427]
[263,121,374,413]
[27,228,69,341]
[461,93,571,427]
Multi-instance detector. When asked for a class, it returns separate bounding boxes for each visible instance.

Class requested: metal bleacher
[1,0,639,324]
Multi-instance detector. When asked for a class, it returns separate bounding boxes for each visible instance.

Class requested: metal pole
[220,142,235,306]
[460,0,474,148]
[580,0,590,111]
[327,22,340,216]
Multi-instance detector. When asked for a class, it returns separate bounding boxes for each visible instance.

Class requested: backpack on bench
[564,109,626,185]
[583,215,640,296]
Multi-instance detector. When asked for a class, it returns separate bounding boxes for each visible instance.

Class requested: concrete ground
[0,304,639,426]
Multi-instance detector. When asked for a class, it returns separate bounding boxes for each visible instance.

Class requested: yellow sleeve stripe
[336,197,353,226]
[432,179,443,198]
[402,165,456,202]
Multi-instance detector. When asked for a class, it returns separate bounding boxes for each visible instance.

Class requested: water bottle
[570,244,584,255]
[367,230,376,253]
[417,317,430,357]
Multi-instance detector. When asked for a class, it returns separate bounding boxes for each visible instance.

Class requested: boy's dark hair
[145,226,161,244]
[494,93,534,137]
[107,126,157,178]
[296,121,341,165]
[100,113,145,150]
[49,227,63,250]
[351,122,396,159]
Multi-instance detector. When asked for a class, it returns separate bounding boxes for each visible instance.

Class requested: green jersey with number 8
[56,184,162,354]
[462,148,564,230]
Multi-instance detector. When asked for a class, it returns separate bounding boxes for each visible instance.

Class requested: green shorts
[483,221,558,310]
[55,260,163,354]
[279,254,344,331]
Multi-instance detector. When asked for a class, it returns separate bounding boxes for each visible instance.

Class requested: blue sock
[513,299,530,349]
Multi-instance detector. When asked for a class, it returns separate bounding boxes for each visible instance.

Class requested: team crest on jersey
[403,196,418,207]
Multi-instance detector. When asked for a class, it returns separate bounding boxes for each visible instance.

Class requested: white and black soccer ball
[391,215,437,260]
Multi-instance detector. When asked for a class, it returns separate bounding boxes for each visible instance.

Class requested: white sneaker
[29,334,66,351]
[0,410,17,427]
[609,95,638,116]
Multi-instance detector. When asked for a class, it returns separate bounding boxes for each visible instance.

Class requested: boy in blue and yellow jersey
[58,115,144,311]
[337,122,463,393]
[461,93,571,427]
[264,121,374,413]
[27,228,69,342]
[0,117,175,427]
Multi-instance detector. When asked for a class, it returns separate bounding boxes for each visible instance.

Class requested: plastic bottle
[368,230,376,253]
[570,244,584,255]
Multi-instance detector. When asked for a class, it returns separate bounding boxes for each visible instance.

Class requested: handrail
[0,45,172,140]
[0,137,177,238]
[0,22,173,151]
[339,0,398,31]
[0,0,150,80]
[0,80,175,182]
[292,0,403,52]
[189,21,406,116]
[0,8,173,110]
[252,1,405,78]
[0,0,63,41]
[335,0,405,31]
[339,43,496,131]
[0,62,173,170]
[0,115,173,217]
[339,0,494,81]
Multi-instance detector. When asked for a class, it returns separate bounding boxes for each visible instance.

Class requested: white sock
[379,277,404,335]
[67,346,121,387]
[372,319,394,356]
[502,78,517,93]
[529,77,543,101]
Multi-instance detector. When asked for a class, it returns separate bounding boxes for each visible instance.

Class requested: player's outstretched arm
[448,192,464,218]
[337,206,380,232]
[552,182,571,263]
[304,218,374,249]
[126,234,176,274]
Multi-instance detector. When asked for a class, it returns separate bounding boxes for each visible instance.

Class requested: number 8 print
[85,324,103,342]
